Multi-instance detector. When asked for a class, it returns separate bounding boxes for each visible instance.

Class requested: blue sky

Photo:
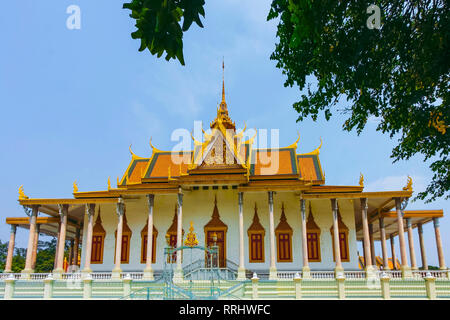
[0,0,448,266]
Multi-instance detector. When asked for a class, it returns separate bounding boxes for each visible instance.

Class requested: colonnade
[361,198,446,274]
[5,194,447,280]
[4,205,81,275]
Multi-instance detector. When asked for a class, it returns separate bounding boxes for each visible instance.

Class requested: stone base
[401,265,413,279]
[334,266,344,278]
[112,268,122,280]
[302,266,311,279]
[52,269,64,280]
[81,268,93,279]
[268,267,278,280]
[20,269,33,280]
[143,268,154,281]
[237,267,247,281]
[365,265,377,279]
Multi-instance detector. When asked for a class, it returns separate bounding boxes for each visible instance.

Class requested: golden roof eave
[18,197,119,205]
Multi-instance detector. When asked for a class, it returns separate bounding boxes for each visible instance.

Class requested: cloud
[365,174,426,193]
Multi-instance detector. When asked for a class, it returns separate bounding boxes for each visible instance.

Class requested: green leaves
[270,0,449,202]
[123,0,206,65]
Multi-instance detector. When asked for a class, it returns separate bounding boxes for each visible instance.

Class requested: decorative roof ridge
[275,203,292,232]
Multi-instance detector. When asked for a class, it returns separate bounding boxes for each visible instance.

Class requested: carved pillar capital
[116,199,125,217]
[379,217,385,229]
[433,217,440,228]
[406,218,412,228]
[360,198,368,210]
[238,192,243,206]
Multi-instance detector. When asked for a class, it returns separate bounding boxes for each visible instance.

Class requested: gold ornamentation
[287,131,301,149]
[18,185,29,200]
[73,181,78,193]
[117,177,120,186]
[403,176,413,192]
[108,177,111,190]
[359,173,364,187]
[184,221,199,247]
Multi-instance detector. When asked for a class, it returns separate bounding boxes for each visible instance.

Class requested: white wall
[80,190,359,272]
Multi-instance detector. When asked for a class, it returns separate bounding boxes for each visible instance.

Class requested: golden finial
[287,131,301,149]
[184,221,199,247]
[18,185,29,200]
[117,176,120,187]
[107,177,111,190]
[221,58,225,103]
[359,173,364,187]
[403,176,413,192]
[73,181,78,193]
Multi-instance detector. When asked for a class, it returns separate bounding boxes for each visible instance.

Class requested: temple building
[2,67,449,300]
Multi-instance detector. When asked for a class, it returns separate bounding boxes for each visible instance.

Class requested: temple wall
[80,190,359,272]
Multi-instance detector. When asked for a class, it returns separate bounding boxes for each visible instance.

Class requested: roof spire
[222,58,225,103]
[210,57,235,130]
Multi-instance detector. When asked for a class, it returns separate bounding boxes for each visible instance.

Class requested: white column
[174,192,184,281]
[55,204,68,274]
[406,218,418,270]
[113,198,125,277]
[433,218,446,270]
[268,191,277,280]
[369,223,376,267]
[144,194,155,280]
[237,192,246,280]
[23,205,39,274]
[31,224,40,270]
[4,225,17,273]
[360,198,372,268]
[390,235,397,270]
[331,199,343,274]
[300,198,310,277]
[394,197,411,277]
[417,223,428,270]
[379,218,389,270]
[82,204,95,273]
[53,222,61,270]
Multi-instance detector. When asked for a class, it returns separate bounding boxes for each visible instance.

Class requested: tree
[11,248,26,273]
[123,0,449,202]
[123,0,205,65]
[34,238,58,273]
[267,0,449,202]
